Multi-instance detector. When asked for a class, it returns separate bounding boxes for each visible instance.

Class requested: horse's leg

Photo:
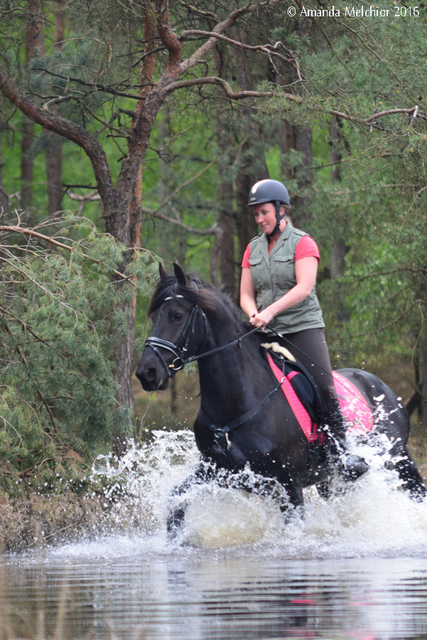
[233,468,304,521]
[277,470,304,519]
[166,462,216,540]
[316,477,349,499]
[387,449,427,501]
[316,480,333,500]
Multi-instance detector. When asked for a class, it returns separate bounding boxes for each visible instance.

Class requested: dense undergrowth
[0,213,157,502]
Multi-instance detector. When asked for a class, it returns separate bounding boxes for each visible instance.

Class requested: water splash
[84,426,427,559]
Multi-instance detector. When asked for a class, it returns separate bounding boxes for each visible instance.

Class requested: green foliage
[0,214,156,496]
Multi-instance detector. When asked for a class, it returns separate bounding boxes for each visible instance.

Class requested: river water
[3,430,427,640]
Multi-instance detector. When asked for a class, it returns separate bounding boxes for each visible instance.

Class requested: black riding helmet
[247,179,290,238]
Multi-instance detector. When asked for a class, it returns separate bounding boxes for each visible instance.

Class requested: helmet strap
[267,201,285,239]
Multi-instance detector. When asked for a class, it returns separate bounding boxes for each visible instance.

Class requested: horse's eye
[172,312,184,322]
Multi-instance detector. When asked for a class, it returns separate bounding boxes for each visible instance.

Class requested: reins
[264,322,335,381]
[180,325,260,365]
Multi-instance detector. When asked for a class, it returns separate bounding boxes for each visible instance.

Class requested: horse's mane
[148,272,245,328]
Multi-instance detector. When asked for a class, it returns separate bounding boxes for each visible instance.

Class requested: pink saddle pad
[267,353,374,443]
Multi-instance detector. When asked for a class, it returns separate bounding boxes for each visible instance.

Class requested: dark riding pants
[267,328,346,438]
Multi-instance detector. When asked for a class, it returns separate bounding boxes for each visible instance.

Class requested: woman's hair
[283,203,292,226]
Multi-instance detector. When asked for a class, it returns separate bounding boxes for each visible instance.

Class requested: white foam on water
[40,426,427,562]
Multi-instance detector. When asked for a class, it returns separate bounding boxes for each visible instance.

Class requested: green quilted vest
[248,224,325,335]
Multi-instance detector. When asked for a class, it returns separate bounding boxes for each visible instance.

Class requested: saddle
[262,343,374,444]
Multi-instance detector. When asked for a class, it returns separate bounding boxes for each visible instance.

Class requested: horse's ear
[173,262,188,287]
[158,262,168,280]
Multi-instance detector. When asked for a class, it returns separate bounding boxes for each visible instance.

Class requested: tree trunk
[214,49,236,298]
[279,119,295,182]
[21,0,45,210]
[293,126,313,228]
[231,26,268,287]
[45,2,65,215]
[329,116,346,279]
[218,177,235,297]
[21,119,34,209]
[0,135,9,214]
[329,117,349,324]
[45,131,63,214]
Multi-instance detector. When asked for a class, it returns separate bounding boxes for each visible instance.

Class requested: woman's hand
[250,309,274,331]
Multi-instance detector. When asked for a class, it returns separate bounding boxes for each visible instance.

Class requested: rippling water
[4,430,427,639]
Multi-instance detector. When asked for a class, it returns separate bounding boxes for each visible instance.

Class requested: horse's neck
[197,317,267,417]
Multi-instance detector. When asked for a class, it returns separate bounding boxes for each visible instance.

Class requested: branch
[153,157,217,214]
[177,0,219,20]
[0,67,114,208]
[363,105,426,124]
[179,1,282,76]
[166,75,277,99]
[155,0,183,73]
[62,183,98,190]
[349,301,419,338]
[2,322,57,433]
[67,191,101,202]
[167,75,424,131]
[0,225,128,280]
[350,266,427,281]
[33,67,149,100]
[142,207,218,236]
[179,30,296,65]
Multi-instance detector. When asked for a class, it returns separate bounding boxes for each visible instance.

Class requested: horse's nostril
[136,365,157,382]
[145,367,157,382]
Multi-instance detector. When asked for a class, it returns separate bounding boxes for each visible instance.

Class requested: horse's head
[135,263,213,391]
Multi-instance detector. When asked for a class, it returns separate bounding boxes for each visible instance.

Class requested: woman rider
[240,178,368,481]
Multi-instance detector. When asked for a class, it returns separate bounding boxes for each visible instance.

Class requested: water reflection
[4,550,427,639]
[4,429,427,639]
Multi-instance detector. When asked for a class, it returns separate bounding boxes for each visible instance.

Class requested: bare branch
[179,30,296,66]
[152,157,218,214]
[0,225,128,280]
[179,1,282,75]
[176,0,220,21]
[363,105,426,124]
[166,75,276,99]
[33,67,150,100]
[142,206,218,236]
[349,266,427,281]
[349,301,419,338]
[67,191,101,202]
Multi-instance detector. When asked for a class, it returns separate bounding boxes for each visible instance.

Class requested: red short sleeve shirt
[241,235,320,269]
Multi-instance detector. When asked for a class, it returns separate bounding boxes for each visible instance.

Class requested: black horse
[136,264,426,535]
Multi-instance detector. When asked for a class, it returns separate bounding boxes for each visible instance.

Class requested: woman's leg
[273,328,368,481]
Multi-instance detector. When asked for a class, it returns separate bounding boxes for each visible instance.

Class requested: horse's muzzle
[135,353,170,391]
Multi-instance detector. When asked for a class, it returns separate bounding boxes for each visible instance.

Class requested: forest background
[0,0,427,499]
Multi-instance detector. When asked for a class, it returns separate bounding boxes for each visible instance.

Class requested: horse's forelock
[147,274,216,317]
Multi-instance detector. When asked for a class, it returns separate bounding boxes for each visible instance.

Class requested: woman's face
[253,202,285,236]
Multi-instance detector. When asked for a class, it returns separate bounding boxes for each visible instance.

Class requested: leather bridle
[144,294,259,378]
[144,297,208,377]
